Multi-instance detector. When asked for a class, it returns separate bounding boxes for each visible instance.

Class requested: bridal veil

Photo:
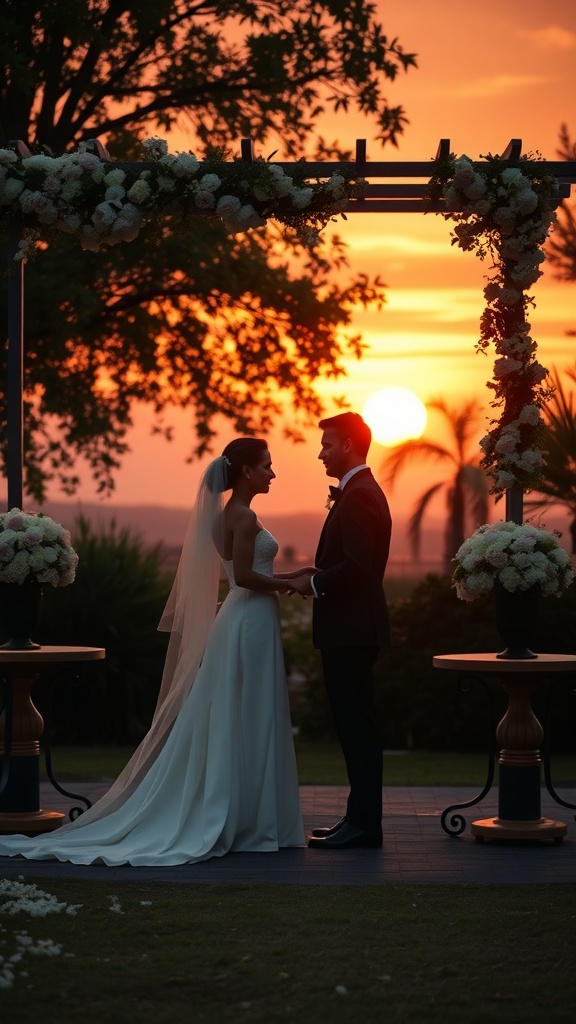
[59,457,227,828]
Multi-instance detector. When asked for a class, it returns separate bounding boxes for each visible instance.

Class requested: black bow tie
[328,485,342,503]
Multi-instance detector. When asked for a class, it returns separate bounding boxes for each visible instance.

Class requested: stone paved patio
[0,782,574,885]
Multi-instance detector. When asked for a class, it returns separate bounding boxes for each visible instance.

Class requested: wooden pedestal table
[432,653,576,843]
[0,646,105,835]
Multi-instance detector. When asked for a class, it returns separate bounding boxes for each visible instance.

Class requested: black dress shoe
[311,816,347,838]
[307,822,383,849]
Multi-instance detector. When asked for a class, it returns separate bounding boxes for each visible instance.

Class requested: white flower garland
[428,153,559,496]
[452,520,574,601]
[0,508,79,586]
[0,137,360,259]
[1,141,560,498]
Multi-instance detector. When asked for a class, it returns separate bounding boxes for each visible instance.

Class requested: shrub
[380,573,576,751]
[29,516,172,744]
[282,572,576,752]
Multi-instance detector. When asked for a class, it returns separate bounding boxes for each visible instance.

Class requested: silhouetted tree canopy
[0,1,417,499]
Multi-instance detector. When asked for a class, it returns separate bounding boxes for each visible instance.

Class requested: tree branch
[73,2,223,132]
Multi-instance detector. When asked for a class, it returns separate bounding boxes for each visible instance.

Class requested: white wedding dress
[0,528,304,866]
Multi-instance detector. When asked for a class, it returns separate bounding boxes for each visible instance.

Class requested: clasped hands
[284,567,316,598]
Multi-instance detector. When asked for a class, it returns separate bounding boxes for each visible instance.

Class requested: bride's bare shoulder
[223,501,258,534]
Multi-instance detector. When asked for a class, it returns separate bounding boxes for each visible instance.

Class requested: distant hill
[31,500,444,574]
[17,499,573,577]
[36,503,339,560]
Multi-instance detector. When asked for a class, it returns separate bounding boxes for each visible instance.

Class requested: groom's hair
[318,412,371,458]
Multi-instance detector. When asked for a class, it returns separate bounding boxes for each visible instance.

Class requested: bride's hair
[207,438,268,492]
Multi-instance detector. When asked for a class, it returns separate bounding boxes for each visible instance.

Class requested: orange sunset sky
[34,1,576,530]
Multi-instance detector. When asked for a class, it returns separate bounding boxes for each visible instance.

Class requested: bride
[0,438,308,866]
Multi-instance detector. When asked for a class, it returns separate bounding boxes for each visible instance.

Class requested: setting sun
[363,388,428,447]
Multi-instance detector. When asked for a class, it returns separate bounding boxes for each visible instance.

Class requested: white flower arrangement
[0,138,361,257]
[0,508,79,587]
[428,153,559,496]
[452,521,575,602]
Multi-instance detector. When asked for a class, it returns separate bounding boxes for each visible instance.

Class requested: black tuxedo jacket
[312,468,392,649]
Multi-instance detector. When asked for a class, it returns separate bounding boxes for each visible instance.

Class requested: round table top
[433,652,576,673]
[0,645,105,665]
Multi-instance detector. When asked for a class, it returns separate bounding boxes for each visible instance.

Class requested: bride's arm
[275,566,316,580]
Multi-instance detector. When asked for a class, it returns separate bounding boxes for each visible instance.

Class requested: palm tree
[526,367,576,553]
[380,398,490,575]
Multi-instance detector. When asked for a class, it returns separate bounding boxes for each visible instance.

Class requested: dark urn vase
[0,582,43,650]
[494,583,539,660]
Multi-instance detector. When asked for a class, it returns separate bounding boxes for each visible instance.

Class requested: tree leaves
[0,1,413,498]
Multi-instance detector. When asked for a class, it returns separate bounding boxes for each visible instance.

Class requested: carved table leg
[0,668,64,834]
[471,675,566,842]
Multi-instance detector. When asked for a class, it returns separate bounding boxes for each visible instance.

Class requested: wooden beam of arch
[236,136,576,211]
[81,135,574,213]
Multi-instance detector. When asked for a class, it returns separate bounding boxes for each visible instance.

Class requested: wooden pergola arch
[5,137,576,521]
[242,137,576,212]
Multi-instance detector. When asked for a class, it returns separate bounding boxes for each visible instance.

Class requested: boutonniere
[325,485,341,510]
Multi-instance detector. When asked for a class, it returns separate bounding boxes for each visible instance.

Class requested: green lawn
[42,739,576,787]
[1,879,574,1023]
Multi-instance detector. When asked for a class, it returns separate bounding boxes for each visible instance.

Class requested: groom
[292,412,392,849]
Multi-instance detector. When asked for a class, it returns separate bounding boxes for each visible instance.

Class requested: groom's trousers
[321,645,383,832]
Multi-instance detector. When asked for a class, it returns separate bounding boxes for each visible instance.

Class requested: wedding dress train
[0,529,304,866]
